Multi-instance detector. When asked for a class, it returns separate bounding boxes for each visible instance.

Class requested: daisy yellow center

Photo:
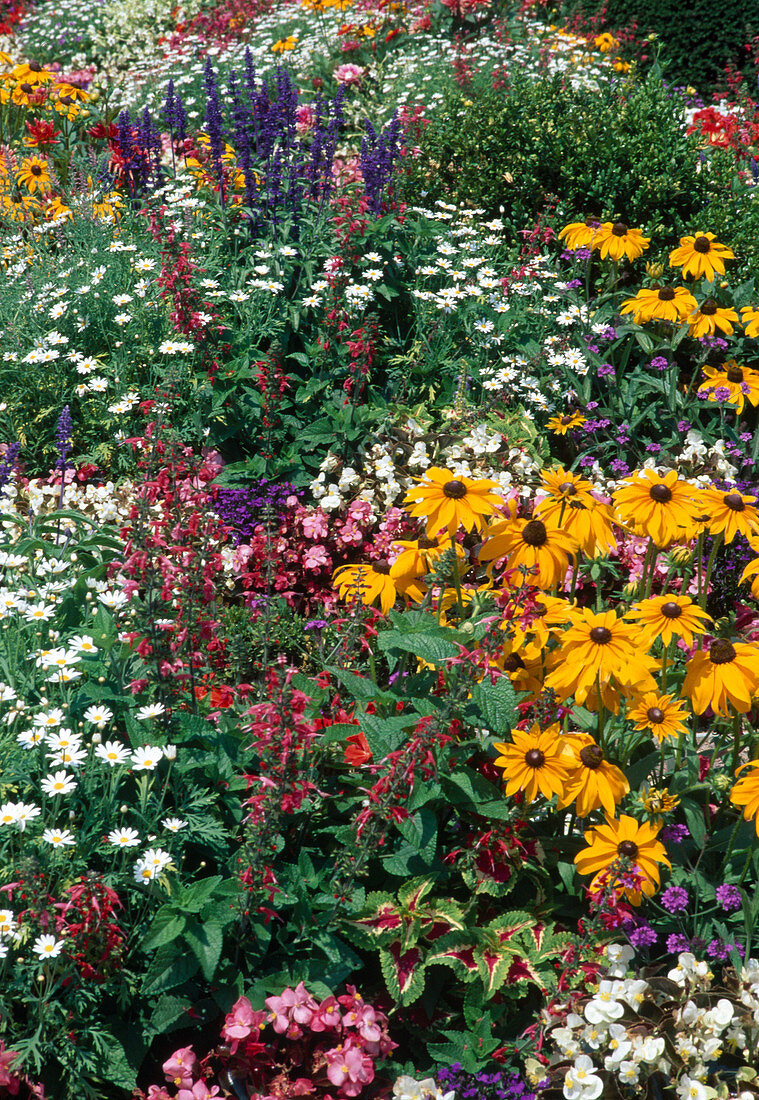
[372,561,391,575]
[617,839,639,859]
[522,519,548,547]
[611,222,628,237]
[693,236,711,254]
[660,601,682,619]
[647,707,665,723]
[700,299,717,316]
[579,744,604,769]
[524,748,545,768]
[443,480,467,499]
[723,492,745,512]
[589,626,612,644]
[558,482,577,495]
[710,638,736,665]
[649,483,672,503]
[657,287,675,302]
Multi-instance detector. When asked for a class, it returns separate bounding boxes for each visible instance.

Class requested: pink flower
[296,105,316,134]
[301,511,329,539]
[163,1047,197,1088]
[0,1040,21,1094]
[265,982,318,1033]
[147,1089,173,1100]
[303,544,331,571]
[310,995,342,1032]
[177,1083,221,1100]
[325,1041,374,1096]
[334,64,365,86]
[222,997,267,1053]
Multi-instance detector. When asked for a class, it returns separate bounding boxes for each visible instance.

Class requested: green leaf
[681,797,707,847]
[143,909,186,951]
[146,995,190,1039]
[143,948,200,995]
[378,629,459,664]
[177,876,224,913]
[185,921,224,982]
[469,676,517,735]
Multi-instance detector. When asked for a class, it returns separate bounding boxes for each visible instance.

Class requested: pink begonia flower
[334,63,365,85]
[325,1042,374,1096]
[162,1047,197,1088]
[303,545,331,571]
[223,997,257,1042]
[176,1082,221,1100]
[310,995,343,1032]
[296,105,316,134]
[147,1089,173,1100]
[301,511,329,539]
[265,982,318,1033]
[0,1040,21,1095]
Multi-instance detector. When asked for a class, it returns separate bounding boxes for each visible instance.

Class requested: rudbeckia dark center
[661,601,682,619]
[724,492,745,512]
[561,415,575,425]
[612,222,628,237]
[727,366,743,383]
[503,653,526,672]
[372,561,391,575]
[649,483,672,503]
[589,626,612,645]
[522,519,548,547]
[579,744,604,769]
[443,479,467,499]
[558,482,577,495]
[647,707,665,723]
[29,60,42,72]
[693,236,712,254]
[417,535,439,549]
[658,287,675,301]
[20,83,33,94]
[710,638,736,664]
[700,299,718,316]
[524,749,545,768]
[617,840,639,859]
[30,164,42,175]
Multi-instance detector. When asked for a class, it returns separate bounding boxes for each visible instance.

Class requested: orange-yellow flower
[536,472,617,558]
[697,360,759,413]
[403,467,503,538]
[592,222,650,262]
[741,306,759,338]
[613,468,700,547]
[333,561,423,615]
[557,219,602,251]
[479,515,577,589]
[626,594,712,648]
[668,233,734,282]
[700,488,759,544]
[626,692,690,743]
[546,411,586,435]
[730,760,759,836]
[687,299,738,338]
[16,155,51,194]
[620,286,697,326]
[683,638,759,716]
[492,723,571,803]
[575,814,670,904]
[545,609,653,705]
[558,733,629,817]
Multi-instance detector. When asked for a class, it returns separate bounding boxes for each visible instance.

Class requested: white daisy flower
[108,827,140,847]
[131,746,163,771]
[162,817,188,833]
[0,910,17,937]
[42,827,76,847]
[41,771,77,797]
[32,934,65,958]
[135,703,165,720]
[95,741,130,766]
[83,705,113,728]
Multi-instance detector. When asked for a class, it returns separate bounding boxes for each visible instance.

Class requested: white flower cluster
[392,1076,455,1100]
[549,946,759,1100]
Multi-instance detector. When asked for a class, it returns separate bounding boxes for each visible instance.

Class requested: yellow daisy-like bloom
[272,35,298,53]
[697,360,759,414]
[592,221,650,262]
[479,516,577,589]
[11,61,54,85]
[627,692,690,743]
[545,609,652,705]
[557,219,601,251]
[626,594,712,649]
[613,468,700,547]
[575,814,670,904]
[593,32,619,52]
[668,233,734,282]
[558,733,630,818]
[730,760,759,836]
[700,488,759,544]
[403,467,503,538]
[389,534,462,581]
[536,466,596,509]
[740,306,759,339]
[739,542,759,600]
[682,637,759,716]
[620,286,697,326]
[492,723,571,803]
[52,81,89,102]
[687,299,738,338]
[507,594,576,653]
[612,57,630,73]
[546,411,586,435]
[16,156,51,194]
[333,561,422,615]
[493,646,545,701]
[537,492,617,559]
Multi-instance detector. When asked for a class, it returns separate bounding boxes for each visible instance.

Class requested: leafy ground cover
[3,0,759,1097]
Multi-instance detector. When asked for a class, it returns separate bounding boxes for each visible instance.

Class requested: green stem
[700,533,724,611]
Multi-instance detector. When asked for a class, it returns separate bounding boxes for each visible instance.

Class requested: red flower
[24,119,61,147]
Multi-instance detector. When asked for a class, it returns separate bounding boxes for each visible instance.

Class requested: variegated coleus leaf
[380,943,427,1005]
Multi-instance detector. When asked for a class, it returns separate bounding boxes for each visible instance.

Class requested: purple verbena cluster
[437,1063,538,1100]
[211,481,301,543]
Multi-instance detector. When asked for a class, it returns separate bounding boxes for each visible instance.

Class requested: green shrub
[403,65,735,239]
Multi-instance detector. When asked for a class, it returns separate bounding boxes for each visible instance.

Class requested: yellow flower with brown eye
[574,814,671,905]
[16,156,51,194]
[557,219,601,251]
[403,467,503,538]
[739,541,759,600]
[546,411,586,435]
[730,760,759,836]
[700,488,759,544]
[627,692,689,743]
[11,81,43,107]
[668,233,734,282]
[479,516,577,590]
[389,534,463,581]
[593,31,619,52]
[697,360,759,413]
[52,82,89,102]
[619,286,697,325]
[613,468,700,547]
[506,594,576,654]
[11,61,54,85]
[492,723,571,803]
[493,645,545,701]
[687,299,738,338]
[740,306,759,338]
[537,491,618,559]
[333,561,423,615]
[626,594,712,649]
[683,637,759,716]
[558,733,629,818]
[272,35,298,52]
[640,786,680,820]
[537,467,596,509]
[592,221,650,262]
[544,609,653,706]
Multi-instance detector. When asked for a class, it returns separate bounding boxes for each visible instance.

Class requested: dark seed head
[647,707,665,724]
[727,365,744,383]
[372,561,391,575]
[649,483,673,503]
[524,749,545,768]
[558,481,577,495]
[579,744,604,770]
[710,638,736,665]
[693,235,712,254]
[660,601,682,619]
[699,298,718,316]
[612,221,628,237]
[443,479,466,499]
[20,83,33,94]
[503,653,526,672]
[589,626,612,645]
[658,287,676,302]
[522,519,548,547]
[724,492,745,512]
[417,535,439,550]
[29,60,43,72]
[617,839,639,859]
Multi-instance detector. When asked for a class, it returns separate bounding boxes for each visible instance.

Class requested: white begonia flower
[582,1025,606,1051]
[552,1027,581,1059]
[585,981,625,1025]
[636,1036,666,1064]
[703,998,733,1031]
[604,1024,632,1066]
[676,1077,707,1100]
[617,1061,639,1086]
[605,943,635,977]
[563,1055,603,1100]
[619,978,648,1010]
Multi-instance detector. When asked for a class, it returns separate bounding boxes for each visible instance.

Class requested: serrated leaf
[469,676,517,734]
[143,950,200,995]
[185,921,224,982]
[378,629,459,664]
[380,943,426,1005]
[143,909,185,951]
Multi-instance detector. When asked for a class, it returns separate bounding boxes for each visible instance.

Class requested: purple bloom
[579,456,595,468]
[55,405,73,470]
[304,619,329,631]
[716,884,742,912]
[660,886,689,913]
[586,401,599,410]
[713,386,732,401]
[666,933,690,954]
[610,459,630,476]
[597,363,615,378]
[677,420,691,433]
[567,279,583,290]
[650,356,668,370]
[662,824,689,843]
[628,924,657,948]
[646,443,662,454]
